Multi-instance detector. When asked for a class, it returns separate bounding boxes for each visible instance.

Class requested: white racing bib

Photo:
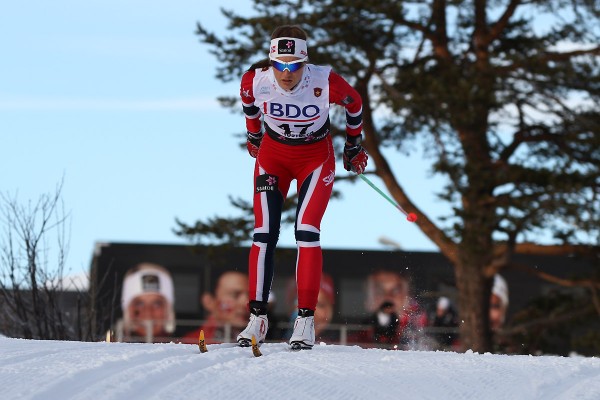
[253,64,332,144]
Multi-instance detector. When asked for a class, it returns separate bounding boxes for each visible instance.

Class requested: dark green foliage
[180,0,600,351]
[174,196,284,246]
[505,287,600,356]
[190,0,600,248]
[174,192,341,246]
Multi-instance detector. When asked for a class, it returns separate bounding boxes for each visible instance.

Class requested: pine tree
[183,0,600,352]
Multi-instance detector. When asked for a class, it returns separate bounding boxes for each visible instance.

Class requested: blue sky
[1,1,440,277]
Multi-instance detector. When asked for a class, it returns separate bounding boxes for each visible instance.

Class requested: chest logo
[266,102,320,119]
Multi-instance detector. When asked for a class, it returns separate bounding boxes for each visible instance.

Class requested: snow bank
[1,339,599,399]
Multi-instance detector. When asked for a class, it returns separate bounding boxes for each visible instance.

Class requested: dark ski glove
[343,143,368,174]
[246,131,263,158]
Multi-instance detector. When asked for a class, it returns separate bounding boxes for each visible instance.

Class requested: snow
[1,337,599,400]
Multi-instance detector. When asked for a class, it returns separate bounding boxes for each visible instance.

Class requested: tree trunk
[455,199,495,352]
[455,256,493,352]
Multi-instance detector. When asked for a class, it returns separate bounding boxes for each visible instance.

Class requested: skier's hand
[246,131,263,158]
[343,143,368,174]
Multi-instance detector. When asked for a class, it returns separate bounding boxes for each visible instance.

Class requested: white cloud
[0,96,222,111]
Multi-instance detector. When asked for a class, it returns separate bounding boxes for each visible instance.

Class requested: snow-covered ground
[1,337,599,400]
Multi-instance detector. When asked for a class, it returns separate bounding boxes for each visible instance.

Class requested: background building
[90,242,596,349]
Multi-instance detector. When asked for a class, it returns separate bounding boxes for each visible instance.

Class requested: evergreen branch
[508,261,600,289]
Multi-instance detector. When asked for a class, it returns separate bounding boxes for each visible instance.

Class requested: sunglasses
[271,58,306,73]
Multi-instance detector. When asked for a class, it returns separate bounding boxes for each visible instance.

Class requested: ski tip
[198,329,208,353]
[251,335,262,357]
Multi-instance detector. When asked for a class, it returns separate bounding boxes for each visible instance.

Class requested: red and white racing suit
[240,63,363,310]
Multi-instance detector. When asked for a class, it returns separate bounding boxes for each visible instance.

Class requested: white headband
[269,37,308,60]
[121,263,175,310]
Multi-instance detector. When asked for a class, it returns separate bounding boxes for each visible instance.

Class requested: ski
[235,335,263,357]
[251,335,262,357]
[198,330,207,353]
[196,330,238,353]
[197,330,262,357]
[197,331,310,357]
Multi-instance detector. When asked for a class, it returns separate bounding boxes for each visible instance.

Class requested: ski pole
[358,174,418,222]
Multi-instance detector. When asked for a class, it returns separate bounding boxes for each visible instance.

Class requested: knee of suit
[253,230,280,246]
[295,229,320,243]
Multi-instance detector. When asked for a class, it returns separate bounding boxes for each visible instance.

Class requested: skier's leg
[290,155,335,349]
[248,163,291,304]
[239,163,291,345]
[294,154,335,310]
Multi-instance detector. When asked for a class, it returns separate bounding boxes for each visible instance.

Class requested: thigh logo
[256,174,278,193]
[322,170,335,186]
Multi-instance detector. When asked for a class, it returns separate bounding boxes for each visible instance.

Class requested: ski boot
[237,301,268,347]
[289,308,315,350]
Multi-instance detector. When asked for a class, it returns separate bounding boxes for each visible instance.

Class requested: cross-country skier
[237,25,368,350]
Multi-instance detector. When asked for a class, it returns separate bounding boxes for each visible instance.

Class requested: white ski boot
[237,310,268,347]
[289,309,315,350]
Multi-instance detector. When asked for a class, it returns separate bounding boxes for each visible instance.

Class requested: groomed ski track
[1,338,599,399]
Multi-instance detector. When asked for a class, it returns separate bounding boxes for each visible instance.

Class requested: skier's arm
[240,70,263,157]
[329,71,368,174]
[329,71,363,145]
